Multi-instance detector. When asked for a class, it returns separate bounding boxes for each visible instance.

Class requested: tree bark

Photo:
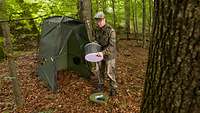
[78,0,93,41]
[131,0,136,39]
[141,0,200,113]
[134,0,139,41]
[148,0,153,34]
[124,0,130,39]
[142,0,146,48]
[1,21,24,107]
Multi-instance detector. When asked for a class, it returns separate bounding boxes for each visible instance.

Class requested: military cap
[94,12,105,19]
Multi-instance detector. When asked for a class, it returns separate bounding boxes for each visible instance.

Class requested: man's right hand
[96,52,103,57]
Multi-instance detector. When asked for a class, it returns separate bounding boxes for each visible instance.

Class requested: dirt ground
[0,40,148,113]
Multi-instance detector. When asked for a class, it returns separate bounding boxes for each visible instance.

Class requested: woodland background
[1,0,151,112]
[0,0,199,113]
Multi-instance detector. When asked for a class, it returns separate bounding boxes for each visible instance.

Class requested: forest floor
[0,40,148,113]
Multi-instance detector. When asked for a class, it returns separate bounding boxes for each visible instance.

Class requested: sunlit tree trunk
[131,0,135,39]
[142,0,146,48]
[141,0,200,113]
[148,0,153,34]
[0,0,23,106]
[78,0,93,41]
[124,0,130,39]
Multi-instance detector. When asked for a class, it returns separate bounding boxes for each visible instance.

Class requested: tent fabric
[37,16,92,91]
[38,57,57,91]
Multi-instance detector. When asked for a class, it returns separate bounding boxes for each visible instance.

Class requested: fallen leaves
[0,40,148,113]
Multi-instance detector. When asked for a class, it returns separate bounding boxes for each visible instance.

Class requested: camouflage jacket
[94,24,116,60]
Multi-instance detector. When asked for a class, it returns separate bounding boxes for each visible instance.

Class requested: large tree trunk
[2,23,24,107]
[141,0,200,113]
[0,0,23,106]
[78,0,93,41]
[124,0,130,39]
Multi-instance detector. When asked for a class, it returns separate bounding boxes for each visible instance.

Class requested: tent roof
[43,16,82,24]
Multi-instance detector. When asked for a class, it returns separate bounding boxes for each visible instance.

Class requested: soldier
[93,12,117,96]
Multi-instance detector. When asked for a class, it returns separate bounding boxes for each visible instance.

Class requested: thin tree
[134,0,139,41]
[142,0,146,48]
[148,0,153,34]
[131,0,136,39]
[78,0,93,41]
[0,0,23,106]
[141,0,200,113]
[124,0,130,39]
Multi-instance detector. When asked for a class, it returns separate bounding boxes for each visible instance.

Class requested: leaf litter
[0,40,148,113]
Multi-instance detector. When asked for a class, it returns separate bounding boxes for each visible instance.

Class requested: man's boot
[109,88,117,96]
[97,84,104,92]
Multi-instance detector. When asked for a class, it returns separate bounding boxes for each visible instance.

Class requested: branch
[0,14,48,23]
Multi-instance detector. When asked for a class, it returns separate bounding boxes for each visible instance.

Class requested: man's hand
[96,52,103,57]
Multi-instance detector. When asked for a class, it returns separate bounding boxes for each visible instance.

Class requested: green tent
[37,16,92,91]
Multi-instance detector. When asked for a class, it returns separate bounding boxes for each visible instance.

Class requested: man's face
[96,18,106,28]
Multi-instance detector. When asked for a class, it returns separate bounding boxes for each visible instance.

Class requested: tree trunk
[141,0,200,113]
[111,0,116,29]
[78,0,93,41]
[1,21,24,107]
[148,0,153,34]
[0,0,23,106]
[131,0,136,39]
[134,0,139,41]
[124,0,130,39]
[142,0,146,48]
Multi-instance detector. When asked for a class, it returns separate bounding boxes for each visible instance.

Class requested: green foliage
[5,0,152,31]
[0,0,9,20]
[38,109,55,113]
[91,0,152,33]
[6,0,79,28]
[5,0,68,50]
[0,37,5,60]
[2,0,153,50]
[2,111,10,113]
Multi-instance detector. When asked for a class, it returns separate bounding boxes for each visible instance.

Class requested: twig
[0,14,48,23]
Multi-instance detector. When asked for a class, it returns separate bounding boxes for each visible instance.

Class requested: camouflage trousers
[96,59,117,89]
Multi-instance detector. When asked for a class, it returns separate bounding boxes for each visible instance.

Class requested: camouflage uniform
[94,23,117,92]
